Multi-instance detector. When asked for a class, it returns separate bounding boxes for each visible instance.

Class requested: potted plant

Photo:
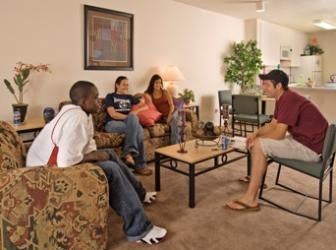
[178,88,195,105]
[302,37,324,56]
[223,40,263,94]
[3,62,50,123]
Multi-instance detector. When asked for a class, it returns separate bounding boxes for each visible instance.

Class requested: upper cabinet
[245,19,308,67]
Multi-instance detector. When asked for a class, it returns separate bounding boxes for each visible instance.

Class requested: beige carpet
[108,154,336,250]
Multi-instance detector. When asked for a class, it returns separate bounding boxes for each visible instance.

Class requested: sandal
[224,200,260,212]
[123,154,135,167]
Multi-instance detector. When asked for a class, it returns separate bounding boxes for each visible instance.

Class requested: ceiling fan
[221,0,266,12]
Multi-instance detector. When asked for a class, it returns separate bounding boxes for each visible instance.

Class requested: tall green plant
[223,40,263,92]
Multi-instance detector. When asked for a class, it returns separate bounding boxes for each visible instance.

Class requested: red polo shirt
[274,90,328,154]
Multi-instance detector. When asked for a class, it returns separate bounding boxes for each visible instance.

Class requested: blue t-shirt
[104,93,139,121]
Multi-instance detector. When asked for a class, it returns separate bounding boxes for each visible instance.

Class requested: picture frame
[84,5,134,70]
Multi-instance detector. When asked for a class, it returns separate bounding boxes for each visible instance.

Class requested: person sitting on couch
[26,81,167,245]
[145,74,181,144]
[104,76,152,176]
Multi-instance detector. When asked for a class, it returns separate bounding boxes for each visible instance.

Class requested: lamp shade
[162,66,185,82]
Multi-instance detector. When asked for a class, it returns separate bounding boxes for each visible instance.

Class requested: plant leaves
[4,79,15,95]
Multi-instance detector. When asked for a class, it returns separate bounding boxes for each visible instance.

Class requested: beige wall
[310,30,336,83]
[0,0,244,123]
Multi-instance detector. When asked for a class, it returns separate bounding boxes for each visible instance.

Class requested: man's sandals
[224,200,260,212]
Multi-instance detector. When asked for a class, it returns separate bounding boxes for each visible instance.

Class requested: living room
[1,0,336,249]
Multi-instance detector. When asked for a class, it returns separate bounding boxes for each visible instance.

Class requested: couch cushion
[0,121,26,171]
[148,123,170,137]
[94,132,124,149]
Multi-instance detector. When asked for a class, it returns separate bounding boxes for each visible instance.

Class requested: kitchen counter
[290,83,336,91]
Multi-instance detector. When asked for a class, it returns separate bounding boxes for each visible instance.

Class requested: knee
[251,138,264,155]
[127,113,140,124]
[98,161,122,179]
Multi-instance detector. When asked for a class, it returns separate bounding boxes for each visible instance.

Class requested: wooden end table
[9,117,45,143]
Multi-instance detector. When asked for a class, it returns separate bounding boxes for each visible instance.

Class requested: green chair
[231,95,270,137]
[259,123,336,221]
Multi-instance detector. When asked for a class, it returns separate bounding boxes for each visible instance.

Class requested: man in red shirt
[226,69,328,211]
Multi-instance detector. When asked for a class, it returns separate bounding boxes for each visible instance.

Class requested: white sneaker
[136,225,167,245]
[143,192,157,204]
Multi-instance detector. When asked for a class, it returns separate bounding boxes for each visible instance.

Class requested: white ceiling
[174,0,336,33]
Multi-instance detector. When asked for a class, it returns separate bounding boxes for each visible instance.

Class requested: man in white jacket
[27,81,167,245]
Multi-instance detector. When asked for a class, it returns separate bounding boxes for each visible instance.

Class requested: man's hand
[82,151,109,163]
[246,133,257,150]
[95,151,110,161]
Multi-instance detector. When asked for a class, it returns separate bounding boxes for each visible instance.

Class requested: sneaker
[137,225,167,245]
[143,192,157,204]
[134,167,152,176]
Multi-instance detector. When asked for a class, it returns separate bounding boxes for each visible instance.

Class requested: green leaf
[21,68,30,80]
[4,79,15,95]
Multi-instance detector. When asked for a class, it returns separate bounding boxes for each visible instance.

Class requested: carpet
[108,155,336,250]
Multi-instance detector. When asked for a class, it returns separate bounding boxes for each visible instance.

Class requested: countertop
[290,83,336,91]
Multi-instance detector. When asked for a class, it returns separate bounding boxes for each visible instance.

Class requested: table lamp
[162,65,185,97]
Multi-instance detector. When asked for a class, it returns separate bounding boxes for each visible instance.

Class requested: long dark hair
[145,74,163,95]
[114,76,128,93]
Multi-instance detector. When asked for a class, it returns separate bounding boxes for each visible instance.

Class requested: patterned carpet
[108,154,336,250]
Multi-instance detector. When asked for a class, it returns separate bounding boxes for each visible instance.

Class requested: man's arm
[246,119,288,149]
[257,119,287,140]
[82,150,109,162]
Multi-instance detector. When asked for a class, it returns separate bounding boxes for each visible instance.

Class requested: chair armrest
[0,163,109,249]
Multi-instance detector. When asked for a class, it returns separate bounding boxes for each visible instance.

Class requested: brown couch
[61,98,199,161]
[0,121,109,249]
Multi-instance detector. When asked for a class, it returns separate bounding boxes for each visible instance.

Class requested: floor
[107,154,336,250]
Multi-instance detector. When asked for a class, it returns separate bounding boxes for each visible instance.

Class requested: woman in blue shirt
[105,76,151,176]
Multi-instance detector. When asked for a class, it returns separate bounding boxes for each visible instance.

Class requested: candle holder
[222,104,230,135]
[177,110,188,153]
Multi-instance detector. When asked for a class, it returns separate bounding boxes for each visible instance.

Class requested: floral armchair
[0,121,109,249]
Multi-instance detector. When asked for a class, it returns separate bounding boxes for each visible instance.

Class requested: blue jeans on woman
[170,110,182,144]
[105,113,146,170]
[96,148,152,241]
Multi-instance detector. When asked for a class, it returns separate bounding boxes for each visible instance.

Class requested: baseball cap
[259,69,289,86]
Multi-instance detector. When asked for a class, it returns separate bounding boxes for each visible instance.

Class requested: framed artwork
[84,5,134,70]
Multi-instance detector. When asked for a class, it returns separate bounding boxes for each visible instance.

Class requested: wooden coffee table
[155,140,249,208]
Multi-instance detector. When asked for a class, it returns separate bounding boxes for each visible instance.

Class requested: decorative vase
[12,103,28,124]
[43,107,55,123]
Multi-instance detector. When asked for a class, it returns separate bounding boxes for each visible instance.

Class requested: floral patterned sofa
[60,99,199,161]
[0,121,109,249]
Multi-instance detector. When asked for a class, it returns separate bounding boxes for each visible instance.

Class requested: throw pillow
[132,95,161,127]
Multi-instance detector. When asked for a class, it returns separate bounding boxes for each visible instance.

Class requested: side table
[9,117,45,143]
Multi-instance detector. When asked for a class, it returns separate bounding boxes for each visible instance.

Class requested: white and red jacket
[26,104,96,167]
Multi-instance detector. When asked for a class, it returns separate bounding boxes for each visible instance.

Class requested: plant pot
[12,103,28,123]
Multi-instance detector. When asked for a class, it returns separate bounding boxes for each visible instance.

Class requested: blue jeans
[96,149,152,241]
[170,110,182,144]
[105,114,146,170]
